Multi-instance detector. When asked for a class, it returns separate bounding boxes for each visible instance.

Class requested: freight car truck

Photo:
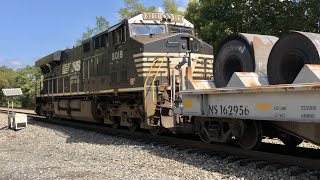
[175,32,320,149]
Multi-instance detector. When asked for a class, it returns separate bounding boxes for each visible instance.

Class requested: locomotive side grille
[133,53,213,79]
[193,57,214,80]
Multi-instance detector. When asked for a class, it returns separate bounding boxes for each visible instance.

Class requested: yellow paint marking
[256,104,272,110]
[183,100,193,108]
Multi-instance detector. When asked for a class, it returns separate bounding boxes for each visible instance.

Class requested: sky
[0,0,189,69]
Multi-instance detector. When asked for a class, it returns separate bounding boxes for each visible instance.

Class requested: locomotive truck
[36,12,320,150]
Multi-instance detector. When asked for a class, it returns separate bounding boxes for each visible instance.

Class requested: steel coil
[214,33,278,87]
[268,31,320,84]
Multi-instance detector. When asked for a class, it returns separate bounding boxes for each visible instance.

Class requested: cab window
[131,24,166,36]
[170,26,194,35]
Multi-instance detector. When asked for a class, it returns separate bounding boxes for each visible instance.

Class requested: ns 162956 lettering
[208,105,250,116]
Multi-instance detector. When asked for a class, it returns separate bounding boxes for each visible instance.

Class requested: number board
[143,13,162,21]
[143,13,185,22]
[170,14,184,22]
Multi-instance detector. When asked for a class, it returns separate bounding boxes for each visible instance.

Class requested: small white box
[8,113,27,130]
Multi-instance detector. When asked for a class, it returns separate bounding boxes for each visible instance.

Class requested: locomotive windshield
[170,26,194,35]
[131,24,166,36]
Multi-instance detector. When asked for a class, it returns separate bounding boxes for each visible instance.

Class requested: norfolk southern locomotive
[35,13,213,134]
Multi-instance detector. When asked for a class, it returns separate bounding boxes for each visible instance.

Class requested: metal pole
[11,98,13,114]
[7,99,9,129]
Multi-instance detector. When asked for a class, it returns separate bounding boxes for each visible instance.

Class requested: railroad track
[1,108,320,177]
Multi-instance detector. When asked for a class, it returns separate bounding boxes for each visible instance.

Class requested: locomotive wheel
[128,122,139,132]
[110,117,120,129]
[280,134,303,147]
[236,120,262,150]
[214,39,254,87]
[149,126,163,135]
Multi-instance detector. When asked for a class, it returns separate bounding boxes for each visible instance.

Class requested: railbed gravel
[0,113,316,180]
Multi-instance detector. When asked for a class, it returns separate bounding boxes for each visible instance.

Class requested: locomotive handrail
[143,58,159,110]
[151,58,165,104]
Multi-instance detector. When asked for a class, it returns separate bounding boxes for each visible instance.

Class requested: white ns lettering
[72,60,81,72]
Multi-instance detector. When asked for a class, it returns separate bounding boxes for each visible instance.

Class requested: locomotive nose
[166,35,192,53]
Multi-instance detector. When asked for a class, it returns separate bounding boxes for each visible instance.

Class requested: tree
[163,0,183,15]
[118,0,157,19]
[76,16,110,45]
[185,0,320,50]
[300,0,320,33]
[14,66,42,107]
[118,0,184,20]
[0,66,16,105]
[0,65,41,107]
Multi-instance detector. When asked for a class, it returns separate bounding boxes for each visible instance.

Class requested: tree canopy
[76,16,110,45]
[119,0,183,19]
[77,0,183,44]
[185,0,320,50]
[163,0,183,15]
[118,0,157,19]
[0,66,41,107]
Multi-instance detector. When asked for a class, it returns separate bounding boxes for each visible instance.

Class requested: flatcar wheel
[280,134,303,147]
[199,130,212,143]
[236,120,262,150]
[197,121,212,143]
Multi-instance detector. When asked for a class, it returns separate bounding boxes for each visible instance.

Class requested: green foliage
[76,16,110,45]
[77,0,185,45]
[14,66,42,107]
[163,0,183,15]
[0,66,41,107]
[119,0,184,20]
[0,67,16,105]
[185,0,320,51]
[119,0,157,19]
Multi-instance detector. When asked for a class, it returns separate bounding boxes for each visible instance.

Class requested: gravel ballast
[0,113,316,179]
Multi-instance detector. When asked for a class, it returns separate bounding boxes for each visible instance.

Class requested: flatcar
[35,12,214,134]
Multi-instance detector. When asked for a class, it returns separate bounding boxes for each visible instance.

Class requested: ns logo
[112,50,123,61]
[62,60,81,75]
[70,60,81,72]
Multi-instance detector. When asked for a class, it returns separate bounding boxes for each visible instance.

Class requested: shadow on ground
[23,118,319,179]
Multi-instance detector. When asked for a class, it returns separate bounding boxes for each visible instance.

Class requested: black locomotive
[35,12,213,134]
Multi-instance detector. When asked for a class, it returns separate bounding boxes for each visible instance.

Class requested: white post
[7,100,10,129]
